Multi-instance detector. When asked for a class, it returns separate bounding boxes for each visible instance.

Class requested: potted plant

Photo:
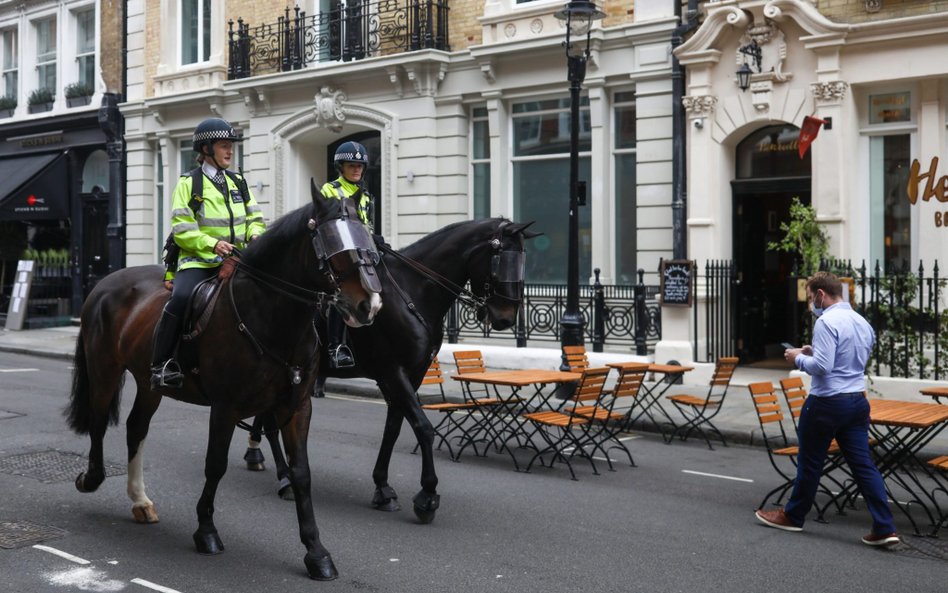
[0,95,15,118]
[64,82,94,107]
[28,87,54,113]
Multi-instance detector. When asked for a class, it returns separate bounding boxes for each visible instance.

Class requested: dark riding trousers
[165,268,218,317]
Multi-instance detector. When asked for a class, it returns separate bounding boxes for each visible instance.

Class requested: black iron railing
[445,269,662,353]
[800,259,945,380]
[228,2,450,80]
[693,260,738,363]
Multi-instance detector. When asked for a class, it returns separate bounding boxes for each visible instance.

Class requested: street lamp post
[555,1,605,371]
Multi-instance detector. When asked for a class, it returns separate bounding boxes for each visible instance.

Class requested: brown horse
[65,185,381,580]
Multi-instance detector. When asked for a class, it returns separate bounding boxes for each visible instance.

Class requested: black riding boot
[150,309,184,389]
[327,309,354,369]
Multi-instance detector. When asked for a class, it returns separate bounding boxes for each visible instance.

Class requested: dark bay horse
[65,187,381,580]
[251,218,538,522]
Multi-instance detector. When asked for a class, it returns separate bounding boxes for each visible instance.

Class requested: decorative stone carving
[313,87,347,133]
[736,21,792,84]
[865,0,882,13]
[682,95,717,117]
[811,81,848,103]
[530,19,543,34]
[504,23,516,38]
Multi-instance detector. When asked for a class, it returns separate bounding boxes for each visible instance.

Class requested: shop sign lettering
[907,156,948,227]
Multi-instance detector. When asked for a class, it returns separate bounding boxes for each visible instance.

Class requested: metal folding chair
[748,382,845,520]
[663,356,738,449]
[521,367,611,480]
[450,350,519,460]
[415,357,475,459]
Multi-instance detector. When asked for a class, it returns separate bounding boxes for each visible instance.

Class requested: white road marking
[33,544,91,565]
[325,394,387,405]
[46,567,125,591]
[682,469,754,483]
[0,368,39,373]
[131,578,184,593]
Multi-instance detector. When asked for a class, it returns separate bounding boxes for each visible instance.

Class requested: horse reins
[375,243,486,310]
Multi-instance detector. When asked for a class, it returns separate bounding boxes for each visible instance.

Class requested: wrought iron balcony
[228,1,451,80]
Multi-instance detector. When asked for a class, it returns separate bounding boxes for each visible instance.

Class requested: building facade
[658,0,948,365]
[0,0,125,320]
[121,0,679,291]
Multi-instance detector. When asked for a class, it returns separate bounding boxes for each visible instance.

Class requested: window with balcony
[1,28,17,101]
[181,0,211,65]
[35,17,56,93]
[75,8,95,88]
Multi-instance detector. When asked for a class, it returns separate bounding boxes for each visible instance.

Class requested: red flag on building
[798,115,827,159]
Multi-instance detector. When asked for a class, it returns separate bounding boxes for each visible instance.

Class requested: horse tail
[65,328,122,434]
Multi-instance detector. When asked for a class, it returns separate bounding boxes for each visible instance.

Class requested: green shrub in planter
[64,82,94,99]
[28,87,54,105]
[0,95,16,110]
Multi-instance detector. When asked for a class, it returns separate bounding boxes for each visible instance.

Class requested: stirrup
[329,345,355,369]
[151,359,184,389]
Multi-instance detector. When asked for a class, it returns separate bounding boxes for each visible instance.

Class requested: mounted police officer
[318,141,376,369]
[150,117,266,389]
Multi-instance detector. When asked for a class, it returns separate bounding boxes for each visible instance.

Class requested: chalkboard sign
[660,259,693,307]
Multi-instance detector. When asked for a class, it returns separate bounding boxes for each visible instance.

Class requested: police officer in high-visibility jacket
[150,118,266,389]
[318,141,375,369]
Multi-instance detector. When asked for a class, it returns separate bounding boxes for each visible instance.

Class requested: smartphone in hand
[780,342,796,350]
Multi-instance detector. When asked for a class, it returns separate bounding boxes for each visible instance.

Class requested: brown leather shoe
[755,509,803,532]
[862,532,900,547]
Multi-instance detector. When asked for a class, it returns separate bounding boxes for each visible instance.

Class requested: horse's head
[468,220,541,331]
[310,180,383,327]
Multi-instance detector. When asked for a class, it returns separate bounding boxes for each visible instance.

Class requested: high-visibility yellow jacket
[170,170,266,271]
[319,176,373,229]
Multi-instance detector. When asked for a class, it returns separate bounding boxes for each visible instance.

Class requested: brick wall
[817,0,948,23]
[143,1,158,98]
[602,0,634,27]
[450,0,482,50]
[100,0,122,92]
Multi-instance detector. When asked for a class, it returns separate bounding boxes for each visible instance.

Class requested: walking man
[755,271,900,547]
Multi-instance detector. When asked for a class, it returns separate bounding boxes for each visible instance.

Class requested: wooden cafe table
[449,369,582,470]
[919,387,948,404]
[866,398,948,534]
[607,362,694,431]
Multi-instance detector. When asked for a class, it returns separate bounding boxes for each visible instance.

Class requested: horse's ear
[510,221,542,239]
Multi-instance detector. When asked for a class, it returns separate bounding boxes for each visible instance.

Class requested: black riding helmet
[333,141,369,173]
[192,118,242,154]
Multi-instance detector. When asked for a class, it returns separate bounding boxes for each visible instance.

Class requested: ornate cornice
[682,95,718,117]
[811,80,848,103]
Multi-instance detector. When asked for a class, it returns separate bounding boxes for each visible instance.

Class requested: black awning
[0,152,70,221]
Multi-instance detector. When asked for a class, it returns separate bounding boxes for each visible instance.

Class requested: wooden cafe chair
[663,356,738,449]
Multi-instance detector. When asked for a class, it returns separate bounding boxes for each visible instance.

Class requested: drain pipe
[671,0,699,260]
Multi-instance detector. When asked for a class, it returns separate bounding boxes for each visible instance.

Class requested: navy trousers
[783,393,896,535]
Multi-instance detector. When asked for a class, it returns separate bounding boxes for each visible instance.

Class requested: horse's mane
[239,202,318,266]
[400,217,509,259]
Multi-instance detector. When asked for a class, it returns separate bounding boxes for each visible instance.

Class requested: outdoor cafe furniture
[864,398,948,534]
[747,382,848,521]
[521,367,612,480]
[609,362,694,432]
[662,356,738,449]
[778,377,808,430]
[920,387,948,404]
[449,368,582,470]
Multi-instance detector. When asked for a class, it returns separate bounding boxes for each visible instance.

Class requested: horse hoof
[371,486,400,512]
[277,477,295,501]
[75,472,105,493]
[305,554,338,581]
[193,530,225,555]
[132,503,159,524]
[243,448,265,471]
[412,491,440,524]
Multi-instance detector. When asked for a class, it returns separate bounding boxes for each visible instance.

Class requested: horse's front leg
[370,403,405,512]
[280,396,337,581]
[262,413,294,500]
[126,383,162,523]
[193,403,236,555]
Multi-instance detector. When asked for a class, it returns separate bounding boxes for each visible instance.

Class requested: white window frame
[1,26,18,102]
[470,106,491,218]
[613,90,637,284]
[33,15,57,96]
[179,0,212,66]
[71,4,96,89]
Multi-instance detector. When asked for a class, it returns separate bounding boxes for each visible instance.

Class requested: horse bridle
[309,199,382,298]
[377,221,525,312]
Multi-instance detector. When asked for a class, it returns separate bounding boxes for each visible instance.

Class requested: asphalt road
[0,351,946,593]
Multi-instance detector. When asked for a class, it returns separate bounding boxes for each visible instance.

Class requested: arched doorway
[731,124,811,365]
[327,132,381,234]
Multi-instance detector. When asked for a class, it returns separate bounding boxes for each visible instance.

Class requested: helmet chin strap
[204,144,226,171]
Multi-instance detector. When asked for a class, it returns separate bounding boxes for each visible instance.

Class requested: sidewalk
[1,325,945,454]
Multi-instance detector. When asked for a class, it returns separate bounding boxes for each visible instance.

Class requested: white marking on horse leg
[128,441,157,522]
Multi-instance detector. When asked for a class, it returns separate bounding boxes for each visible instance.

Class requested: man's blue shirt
[795,302,875,396]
